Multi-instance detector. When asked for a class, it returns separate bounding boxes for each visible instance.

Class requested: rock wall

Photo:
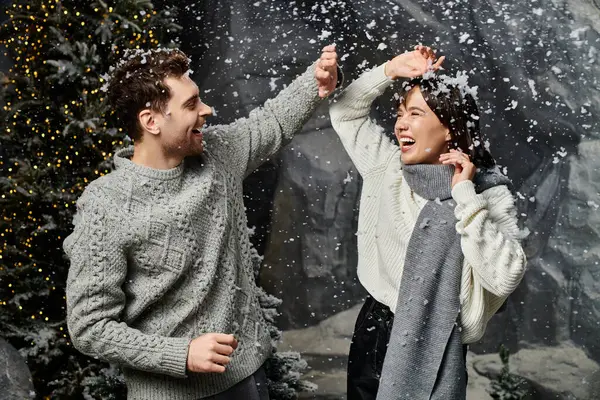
[169,0,600,364]
[0,338,35,400]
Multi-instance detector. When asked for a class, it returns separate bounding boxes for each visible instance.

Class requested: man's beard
[164,137,203,159]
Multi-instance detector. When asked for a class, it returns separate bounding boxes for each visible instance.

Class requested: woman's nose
[396,120,409,131]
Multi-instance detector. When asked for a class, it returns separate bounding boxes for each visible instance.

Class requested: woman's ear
[444,128,452,142]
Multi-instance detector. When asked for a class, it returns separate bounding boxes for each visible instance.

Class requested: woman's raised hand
[384,45,445,80]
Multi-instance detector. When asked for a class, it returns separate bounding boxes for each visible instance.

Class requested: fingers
[213,343,235,356]
[187,333,238,374]
[318,55,338,73]
[439,150,471,166]
[203,362,227,374]
[414,44,444,71]
[320,51,337,62]
[316,47,337,79]
[320,45,338,67]
[440,159,465,167]
[315,69,331,81]
[432,55,445,70]
[316,44,338,98]
[440,150,476,187]
[439,151,476,181]
[319,43,338,66]
[414,45,435,59]
[322,44,336,53]
[440,149,470,158]
[439,153,468,162]
[318,58,337,69]
[211,333,238,353]
[210,353,231,366]
[211,333,238,347]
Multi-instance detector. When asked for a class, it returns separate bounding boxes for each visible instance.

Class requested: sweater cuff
[451,180,479,205]
[336,64,345,88]
[302,62,321,98]
[371,63,396,92]
[161,337,192,378]
[350,63,395,110]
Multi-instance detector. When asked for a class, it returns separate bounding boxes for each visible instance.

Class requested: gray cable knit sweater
[64,63,321,400]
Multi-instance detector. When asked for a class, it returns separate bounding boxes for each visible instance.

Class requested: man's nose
[199,102,213,118]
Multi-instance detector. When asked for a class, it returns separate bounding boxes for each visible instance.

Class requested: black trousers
[347,296,469,400]
[347,296,395,400]
[202,367,269,400]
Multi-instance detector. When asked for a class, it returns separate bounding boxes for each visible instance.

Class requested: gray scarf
[376,163,510,400]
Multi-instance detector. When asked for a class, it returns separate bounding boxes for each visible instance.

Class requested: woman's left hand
[439,149,476,188]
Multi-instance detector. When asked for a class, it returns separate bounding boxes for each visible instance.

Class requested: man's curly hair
[106,48,190,140]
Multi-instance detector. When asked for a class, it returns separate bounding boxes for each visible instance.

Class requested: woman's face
[395,86,451,165]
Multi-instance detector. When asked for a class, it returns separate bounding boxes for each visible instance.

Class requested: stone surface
[281,308,600,399]
[466,353,494,400]
[0,338,35,400]
[471,342,600,400]
[279,303,360,357]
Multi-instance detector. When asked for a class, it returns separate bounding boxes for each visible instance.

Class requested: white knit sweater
[330,63,527,343]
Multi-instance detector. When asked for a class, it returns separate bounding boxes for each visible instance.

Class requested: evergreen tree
[0,1,179,398]
[0,0,312,398]
[488,345,529,400]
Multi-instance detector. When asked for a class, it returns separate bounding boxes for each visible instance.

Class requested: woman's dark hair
[400,76,496,168]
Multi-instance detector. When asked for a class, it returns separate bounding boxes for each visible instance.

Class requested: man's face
[394,86,451,165]
[153,74,212,158]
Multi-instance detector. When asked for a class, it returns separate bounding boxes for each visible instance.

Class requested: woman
[329,46,527,400]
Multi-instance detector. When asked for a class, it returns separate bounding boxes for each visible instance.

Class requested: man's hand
[315,44,338,98]
[384,45,445,80]
[187,333,238,373]
[439,149,477,188]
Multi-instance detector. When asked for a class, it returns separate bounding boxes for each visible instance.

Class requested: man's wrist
[335,65,345,89]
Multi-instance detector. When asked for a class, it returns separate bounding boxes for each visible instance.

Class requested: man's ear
[138,109,161,136]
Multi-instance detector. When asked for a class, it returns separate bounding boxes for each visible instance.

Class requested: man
[64,45,338,399]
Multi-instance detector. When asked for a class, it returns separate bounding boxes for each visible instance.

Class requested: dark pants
[203,366,269,400]
[347,296,394,400]
[347,296,469,400]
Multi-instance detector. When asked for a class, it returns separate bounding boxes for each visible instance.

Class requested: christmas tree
[0,0,312,398]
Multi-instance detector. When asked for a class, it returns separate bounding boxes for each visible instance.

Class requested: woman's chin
[401,151,445,166]
[401,153,418,165]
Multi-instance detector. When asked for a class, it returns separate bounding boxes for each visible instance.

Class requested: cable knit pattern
[64,64,321,399]
[329,63,527,344]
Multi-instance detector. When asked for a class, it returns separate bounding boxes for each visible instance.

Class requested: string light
[1,4,181,386]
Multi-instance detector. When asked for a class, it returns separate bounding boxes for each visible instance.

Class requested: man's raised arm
[203,45,339,178]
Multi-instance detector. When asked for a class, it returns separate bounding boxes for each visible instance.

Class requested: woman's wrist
[384,61,396,80]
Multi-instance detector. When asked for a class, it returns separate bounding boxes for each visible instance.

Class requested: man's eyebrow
[407,106,427,112]
[181,93,200,108]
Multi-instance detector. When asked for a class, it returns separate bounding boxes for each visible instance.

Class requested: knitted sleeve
[452,181,527,343]
[329,63,399,175]
[63,189,191,378]
[202,63,323,178]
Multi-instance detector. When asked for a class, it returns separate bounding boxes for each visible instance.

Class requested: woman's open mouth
[399,137,416,152]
